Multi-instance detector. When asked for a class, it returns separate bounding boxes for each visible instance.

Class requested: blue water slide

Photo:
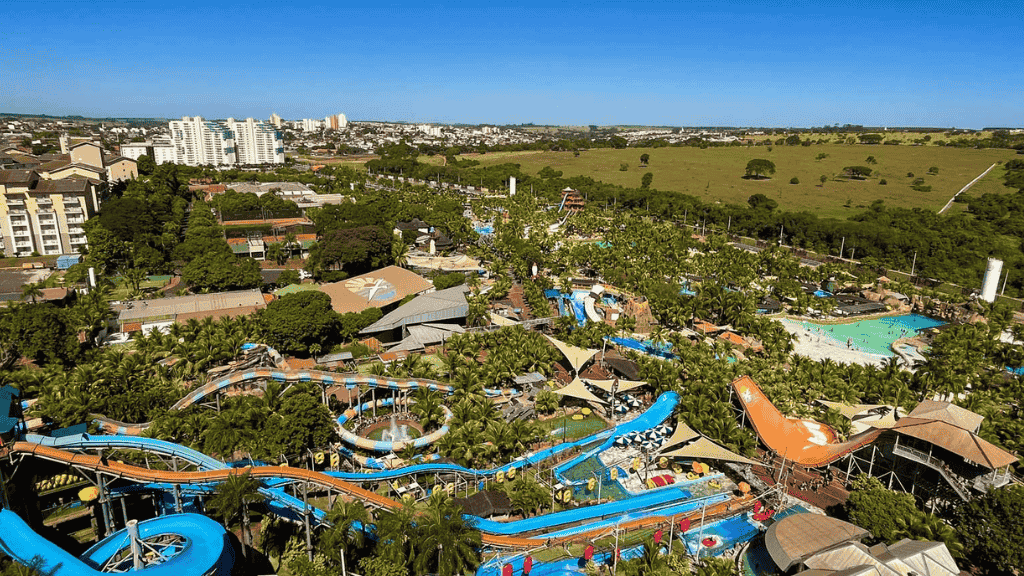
[0,509,233,576]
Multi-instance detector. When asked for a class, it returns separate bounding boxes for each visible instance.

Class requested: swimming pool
[740,505,810,576]
[683,513,761,557]
[787,314,945,356]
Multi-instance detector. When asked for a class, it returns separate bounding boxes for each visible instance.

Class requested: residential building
[0,170,98,256]
[301,118,323,132]
[325,113,347,130]
[167,117,283,167]
[228,117,285,165]
[119,138,177,166]
[269,113,283,128]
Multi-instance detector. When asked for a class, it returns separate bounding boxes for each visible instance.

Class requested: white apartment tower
[167,116,283,166]
[324,113,348,130]
[227,118,285,165]
[269,113,283,128]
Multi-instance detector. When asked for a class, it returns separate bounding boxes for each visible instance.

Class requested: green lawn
[468,145,1015,219]
[538,413,609,441]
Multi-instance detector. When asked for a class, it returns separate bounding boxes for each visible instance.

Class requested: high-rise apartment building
[167,117,283,167]
[269,113,283,128]
[324,113,348,130]
[228,118,284,165]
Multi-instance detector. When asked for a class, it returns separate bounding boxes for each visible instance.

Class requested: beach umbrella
[654,529,663,544]
[680,518,691,532]
[503,564,513,576]
[523,556,533,575]
[584,545,595,561]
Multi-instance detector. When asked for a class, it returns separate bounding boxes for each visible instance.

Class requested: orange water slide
[731,376,882,467]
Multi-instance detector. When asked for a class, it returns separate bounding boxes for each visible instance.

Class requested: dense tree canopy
[259,291,340,355]
[744,158,776,179]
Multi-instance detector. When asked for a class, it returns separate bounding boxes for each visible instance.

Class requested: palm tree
[411,493,482,576]
[206,471,262,557]
[373,502,417,568]
[21,281,43,303]
[319,499,370,566]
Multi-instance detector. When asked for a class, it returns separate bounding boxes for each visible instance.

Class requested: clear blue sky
[2,0,1021,127]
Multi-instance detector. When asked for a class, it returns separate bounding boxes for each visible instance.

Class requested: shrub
[906,172,915,177]
[928,166,939,174]
[790,177,800,184]
[619,163,628,172]
[879,179,887,185]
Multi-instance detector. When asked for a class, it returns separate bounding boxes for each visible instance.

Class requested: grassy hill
[466,145,1015,219]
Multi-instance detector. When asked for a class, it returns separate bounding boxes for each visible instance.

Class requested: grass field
[468,145,1016,218]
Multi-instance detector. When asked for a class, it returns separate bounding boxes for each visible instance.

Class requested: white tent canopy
[545,335,599,373]
[552,376,608,405]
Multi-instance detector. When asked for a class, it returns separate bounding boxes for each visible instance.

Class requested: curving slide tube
[0,508,233,576]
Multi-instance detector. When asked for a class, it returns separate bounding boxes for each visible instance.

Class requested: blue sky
[2,0,1020,127]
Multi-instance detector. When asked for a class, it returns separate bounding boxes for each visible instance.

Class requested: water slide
[0,508,233,576]
[94,369,514,435]
[730,375,882,467]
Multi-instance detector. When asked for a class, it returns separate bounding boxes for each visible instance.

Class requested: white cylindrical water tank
[981,258,1003,302]
[509,176,517,196]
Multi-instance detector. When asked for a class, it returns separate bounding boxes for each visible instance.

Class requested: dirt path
[938,162,998,214]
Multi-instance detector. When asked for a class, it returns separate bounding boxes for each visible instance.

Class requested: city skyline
[2,0,1022,128]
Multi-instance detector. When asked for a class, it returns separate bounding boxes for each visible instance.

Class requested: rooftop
[117,289,266,322]
[319,266,432,315]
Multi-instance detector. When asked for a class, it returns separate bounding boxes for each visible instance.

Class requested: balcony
[69,226,84,235]
[67,217,85,224]
[6,199,24,207]
[65,206,83,214]
[15,242,32,249]
[70,236,87,245]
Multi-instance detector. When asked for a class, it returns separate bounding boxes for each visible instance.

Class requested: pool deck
[779,312,942,368]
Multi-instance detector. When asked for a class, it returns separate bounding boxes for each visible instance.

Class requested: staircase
[892,444,971,501]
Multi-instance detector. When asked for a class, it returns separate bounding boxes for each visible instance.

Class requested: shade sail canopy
[489,313,519,327]
[584,378,648,394]
[545,335,599,372]
[659,420,701,451]
[552,377,608,405]
[662,437,759,466]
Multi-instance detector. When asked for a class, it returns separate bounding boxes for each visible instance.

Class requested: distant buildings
[166,116,284,167]
[269,113,283,128]
[0,141,135,256]
[325,114,347,130]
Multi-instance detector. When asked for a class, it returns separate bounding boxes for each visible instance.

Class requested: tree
[181,252,262,292]
[641,172,654,189]
[20,282,43,304]
[411,494,482,576]
[747,194,778,212]
[790,177,800,184]
[278,269,300,286]
[820,174,828,186]
[951,485,1024,573]
[136,154,156,175]
[844,475,920,544]
[266,243,288,266]
[744,159,776,179]
[259,291,340,355]
[619,163,629,172]
[640,153,650,166]
[310,225,392,278]
[206,472,262,557]
[865,155,877,165]
[815,153,829,161]
[858,133,884,144]
[843,166,872,179]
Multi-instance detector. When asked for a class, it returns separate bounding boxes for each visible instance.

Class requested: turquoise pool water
[684,513,762,556]
[740,505,811,576]
[789,314,945,356]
